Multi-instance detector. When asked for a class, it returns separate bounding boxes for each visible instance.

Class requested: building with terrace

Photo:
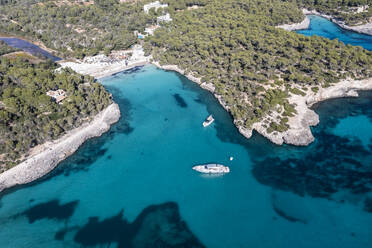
[46,89,66,104]
[144,1,168,14]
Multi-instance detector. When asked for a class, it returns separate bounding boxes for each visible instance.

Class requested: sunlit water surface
[0,16,372,248]
[297,15,372,51]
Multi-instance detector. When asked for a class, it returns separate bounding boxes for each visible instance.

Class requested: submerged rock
[364,198,372,213]
[71,202,205,248]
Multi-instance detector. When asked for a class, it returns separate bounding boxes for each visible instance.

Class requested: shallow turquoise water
[332,115,372,147]
[1,16,372,247]
[0,65,371,248]
[297,15,372,51]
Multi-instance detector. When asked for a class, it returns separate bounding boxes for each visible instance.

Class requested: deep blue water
[0,65,371,248]
[296,15,372,51]
[0,37,61,61]
[0,17,372,248]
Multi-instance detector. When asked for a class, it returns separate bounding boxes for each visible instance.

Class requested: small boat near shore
[192,164,230,174]
[203,114,214,127]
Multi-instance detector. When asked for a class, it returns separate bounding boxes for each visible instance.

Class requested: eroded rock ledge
[302,9,372,36]
[237,78,372,146]
[276,16,310,31]
[0,103,121,193]
[277,9,372,36]
[153,62,372,146]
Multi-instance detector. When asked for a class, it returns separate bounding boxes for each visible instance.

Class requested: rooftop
[46,89,66,103]
[157,13,172,23]
[144,1,168,14]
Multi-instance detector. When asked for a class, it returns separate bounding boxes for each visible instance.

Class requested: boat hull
[192,165,230,174]
[202,115,214,127]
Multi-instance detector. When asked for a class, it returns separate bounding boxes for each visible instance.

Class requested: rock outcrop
[153,62,372,147]
[276,16,310,31]
[303,9,372,36]
[278,78,372,146]
[0,103,121,193]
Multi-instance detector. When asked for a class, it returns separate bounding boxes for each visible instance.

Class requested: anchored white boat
[203,115,214,127]
[192,164,230,174]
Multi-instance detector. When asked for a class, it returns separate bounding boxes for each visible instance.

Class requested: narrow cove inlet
[0,12,371,248]
[0,65,371,248]
[296,15,372,51]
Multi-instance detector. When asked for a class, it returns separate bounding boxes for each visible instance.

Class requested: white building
[157,13,172,23]
[144,25,159,35]
[46,89,66,103]
[355,5,369,13]
[144,1,168,14]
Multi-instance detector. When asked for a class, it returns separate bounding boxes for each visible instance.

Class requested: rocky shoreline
[251,77,372,146]
[152,62,372,146]
[152,61,229,109]
[302,9,372,36]
[276,16,310,31]
[0,103,120,193]
[277,9,372,36]
[2,60,369,193]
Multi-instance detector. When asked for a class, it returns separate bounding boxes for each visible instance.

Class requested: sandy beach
[0,47,150,192]
[59,60,149,79]
[58,46,150,79]
[0,103,120,193]
[276,16,310,31]
[2,45,370,192]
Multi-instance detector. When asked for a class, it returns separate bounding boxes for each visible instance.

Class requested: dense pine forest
[146,0,372,133]
[0,40,20,55]
[0,0,158,58]
[0,0,372,169]
[0,0,370,58]
[0,53,112,170]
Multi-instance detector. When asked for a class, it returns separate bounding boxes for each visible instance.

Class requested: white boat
[203,115,214,127]
[192,164,230,174]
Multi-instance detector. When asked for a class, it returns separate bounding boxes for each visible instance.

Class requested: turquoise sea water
[0,17,372,248]
[0,65,371,248]
[296,15,372,51]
